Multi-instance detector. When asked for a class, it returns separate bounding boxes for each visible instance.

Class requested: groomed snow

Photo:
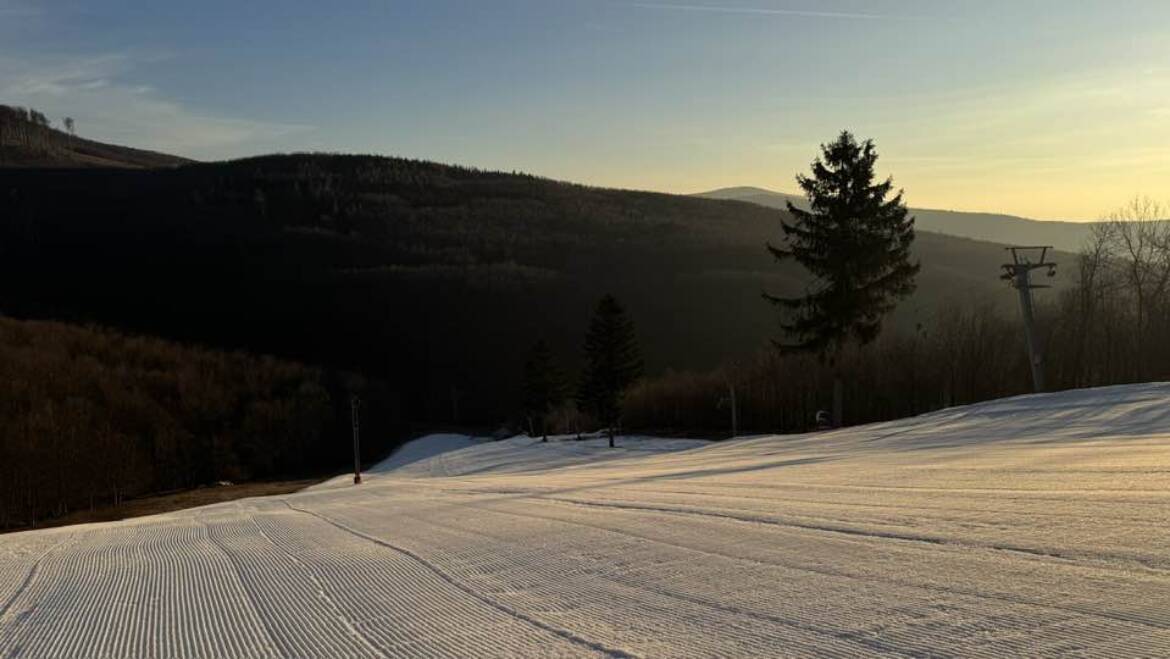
[4,384,1170,657]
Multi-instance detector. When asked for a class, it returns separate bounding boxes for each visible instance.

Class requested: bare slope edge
[0,105,190,168]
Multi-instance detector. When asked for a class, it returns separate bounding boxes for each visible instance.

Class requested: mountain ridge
[0,152,1073,425]
[695,185,1093,252]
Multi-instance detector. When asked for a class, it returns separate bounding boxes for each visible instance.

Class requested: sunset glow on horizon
[2,0,1167,220]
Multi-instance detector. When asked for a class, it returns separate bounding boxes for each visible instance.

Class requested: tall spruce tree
[522,339,567,442]
[766,131,919,427]
[579,294,642,448]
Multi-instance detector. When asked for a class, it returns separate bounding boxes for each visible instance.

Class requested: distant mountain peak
[694,186,1089,252]
[695,185,787,196]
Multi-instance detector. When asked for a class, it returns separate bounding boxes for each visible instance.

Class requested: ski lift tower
[1001,246,1057,393]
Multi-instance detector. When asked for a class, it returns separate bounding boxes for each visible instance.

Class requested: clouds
[0,0,38,17]
[0,53,311,159]
[857,68,1170,218]
[0,54,127,97]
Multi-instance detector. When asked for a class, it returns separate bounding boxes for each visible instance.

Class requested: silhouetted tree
[766,131,919,426]
[579,294,642,447]
[64,117,75,136]
[522,339,567,441]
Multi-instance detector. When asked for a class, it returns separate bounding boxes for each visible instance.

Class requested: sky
[1,0,1168,220]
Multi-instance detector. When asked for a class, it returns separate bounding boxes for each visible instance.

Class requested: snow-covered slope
[5,385,1170,657]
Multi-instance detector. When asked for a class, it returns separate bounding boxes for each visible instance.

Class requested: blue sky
[2,0,1169,219]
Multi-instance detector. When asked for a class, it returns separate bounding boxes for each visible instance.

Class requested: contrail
[629,2,910,21]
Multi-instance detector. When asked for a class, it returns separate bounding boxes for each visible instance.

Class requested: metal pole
[1003,246,1056,394]
[351,395,362,485]
[729,382,738,439]
[1014,267,1046,392]
[831,377,843,428]
[450,385,460,425]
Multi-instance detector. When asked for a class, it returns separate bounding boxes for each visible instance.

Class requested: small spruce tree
[579,294,642,448]
[522,339,567,442]
[766,131,919,427]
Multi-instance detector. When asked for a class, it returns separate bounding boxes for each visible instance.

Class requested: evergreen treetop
[766,131,919,356]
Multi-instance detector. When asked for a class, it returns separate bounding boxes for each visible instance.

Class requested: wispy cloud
[0,53,311,159]
[628,2,908,21]
[584,21,626,33]
[0,0,39,17]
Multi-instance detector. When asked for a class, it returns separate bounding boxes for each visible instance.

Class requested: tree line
[1,103,185,168]
[6,127,1161,522]
[522,294,643,447]
[1052,198,1170,386]
[524,133,1170,442]
[525,131,923,439]
[1,150,1027,430]
[622,232,1170,437]
[0,104,73,154]
[621,192,1170,435]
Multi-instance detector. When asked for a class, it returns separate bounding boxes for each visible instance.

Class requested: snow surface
[4,384,1170,657]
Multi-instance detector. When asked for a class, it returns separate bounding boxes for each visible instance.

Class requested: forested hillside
[0,316,407,529]
[0,154,1067,426]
